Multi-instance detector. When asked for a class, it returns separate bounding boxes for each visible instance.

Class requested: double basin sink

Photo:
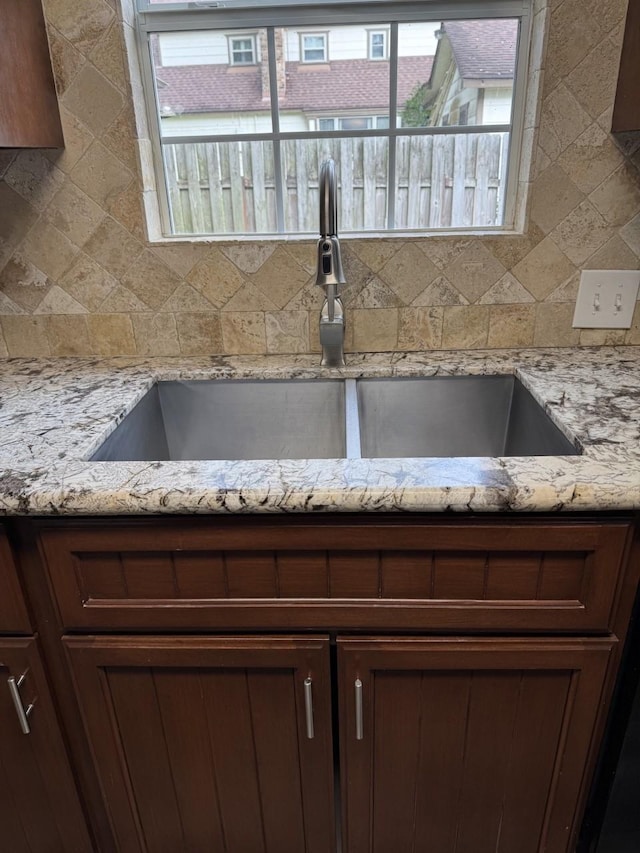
[92,376,579,461]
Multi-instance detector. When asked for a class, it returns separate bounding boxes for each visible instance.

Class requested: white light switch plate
[572,270,640,329]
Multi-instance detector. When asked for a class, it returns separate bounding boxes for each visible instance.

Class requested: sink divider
[344,379,362,459]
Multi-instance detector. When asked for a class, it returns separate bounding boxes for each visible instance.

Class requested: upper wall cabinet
[612,0,640,132]
[0,0,63,148]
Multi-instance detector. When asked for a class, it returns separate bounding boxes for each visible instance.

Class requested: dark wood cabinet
[612,0,640,132]
[0,0,63,148]
[0,528,31,633]
[338,636,614,853]
[0,637,93,852]
[65,635,335,853]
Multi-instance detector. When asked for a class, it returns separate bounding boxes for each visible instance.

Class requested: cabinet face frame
[338,636,614,853]
[0,637,93,853]
[39,517,631,633]
[64,634,335,853]
[0,529,31,633]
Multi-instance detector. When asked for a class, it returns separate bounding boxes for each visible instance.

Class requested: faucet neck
[319,159,338,238]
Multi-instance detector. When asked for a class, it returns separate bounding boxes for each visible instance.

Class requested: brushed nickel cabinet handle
[304,677,314,739]
[7,671,34,735]
[355,678,364,740]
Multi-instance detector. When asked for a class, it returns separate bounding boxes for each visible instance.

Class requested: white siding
[161,111,307,137]
[158,31,262,66]
[285,23,437,61]
[481,87,513,125]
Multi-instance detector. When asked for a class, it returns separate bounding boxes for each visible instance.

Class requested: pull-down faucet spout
[316,159,346,367]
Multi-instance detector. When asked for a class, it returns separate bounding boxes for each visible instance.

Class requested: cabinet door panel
[65,635,335,853]
[338,637,613,853]
[0,528,31,632]
[0,638,92,853]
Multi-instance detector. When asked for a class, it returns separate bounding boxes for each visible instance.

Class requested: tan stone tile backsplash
[0,0,638,358]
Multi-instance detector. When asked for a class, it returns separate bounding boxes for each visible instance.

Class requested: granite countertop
[0,347,639,516]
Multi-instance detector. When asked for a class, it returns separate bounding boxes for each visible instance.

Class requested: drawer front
[39,518,631,632]
[0,528,31,633]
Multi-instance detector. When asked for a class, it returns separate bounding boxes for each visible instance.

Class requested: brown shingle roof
[442,19,517,80]
[157,56,433,115]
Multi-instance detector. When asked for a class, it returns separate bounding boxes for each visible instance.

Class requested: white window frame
[368,29,388,60]
[134,0,534,239]
[300,31,328,63]
[228,33,257,65]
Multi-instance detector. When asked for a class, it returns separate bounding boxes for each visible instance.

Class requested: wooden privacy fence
[163,132,509,235]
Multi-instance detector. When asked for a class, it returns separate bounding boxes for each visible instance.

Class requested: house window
[301,33,327,63]
[135,1,533,237]
[228,35,256,65]
[369,30,388,59]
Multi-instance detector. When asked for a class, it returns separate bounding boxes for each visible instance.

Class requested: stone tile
[620,214,640,258]
[44,181,104,248]
[102,105,139,174]
[352,309,398,352]
[533,303,580,346]
[47,26,86,96]
[60,254,117,311]
[625,303,640,345]
[83,217,144,279]
[589,164,640,227]
[4,151,66,212]
[417,238,473,271]
[558,124,625,194]
[70,141,134,208]
[565,37,620,120]
[340,245,376,292]
[441,306,490,350]
[87,314,136,356]
[176,313,224,355]
[512,238,576,300]
[0,254,51,311]
[538,85,592,161]
[151,243,211,278]
[0,328,7,357]
[21,220,78,280]
[34,286,87,314]
[346,278,401,310]
[488,305,536,348]
[251,247,310,309]
[222,282,278,312]
[349,240,399,273]
[161,284,216,312]
[412,276,469,307]
[106,181,146,243]
[44,108,93,175]
[0,291,26,315]
[445,243,506,303]
[1,317,50,356]
[90,21,127,93]
[0,152,17,179]
[187,251,247,309]
[99,286,149,313]
[397,307,443,351]
[44,0,115,56]
[478,274,535,305]
[45,316,92,355]
[580,328,627,346]
[544,0,602,92]
[61,64,124,135]
[132,313,180,356]
[550,201,614,265]
[221,244,275,274]
[282,242,316,275]
[0,184,38,247]
[529,164,584,234]
[483,224,545,270]
[378,243,439,304]
[265,311,309,354]
[586,236,639,271]
[121,251,182,311]
[545,273,580,303]
[221,312,267,354]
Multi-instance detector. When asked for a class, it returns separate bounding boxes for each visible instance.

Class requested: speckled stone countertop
[0,347,639,516]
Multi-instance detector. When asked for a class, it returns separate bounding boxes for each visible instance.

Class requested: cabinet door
[65,635,335,853]
[338,637,613,853]
[0,638,92,853]
[0,528,31,632]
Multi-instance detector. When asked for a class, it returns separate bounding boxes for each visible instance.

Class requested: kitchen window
[135,0,534,238]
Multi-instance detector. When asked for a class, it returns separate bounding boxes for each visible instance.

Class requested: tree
[401,84,430,127]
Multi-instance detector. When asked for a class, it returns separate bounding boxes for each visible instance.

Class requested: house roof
[156,56,434,115]
[442,19,517,80]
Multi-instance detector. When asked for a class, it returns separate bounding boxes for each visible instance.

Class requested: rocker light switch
[572,270,640,329]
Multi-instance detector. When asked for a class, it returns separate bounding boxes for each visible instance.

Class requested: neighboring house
[154,24,437,137]
[422,19,517,127]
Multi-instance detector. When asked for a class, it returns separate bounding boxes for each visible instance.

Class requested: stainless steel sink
[91,379,346,461]
[91,375,578,461]
[357,376,578,457]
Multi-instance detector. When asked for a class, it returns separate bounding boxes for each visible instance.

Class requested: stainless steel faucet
[316,158,346,367]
